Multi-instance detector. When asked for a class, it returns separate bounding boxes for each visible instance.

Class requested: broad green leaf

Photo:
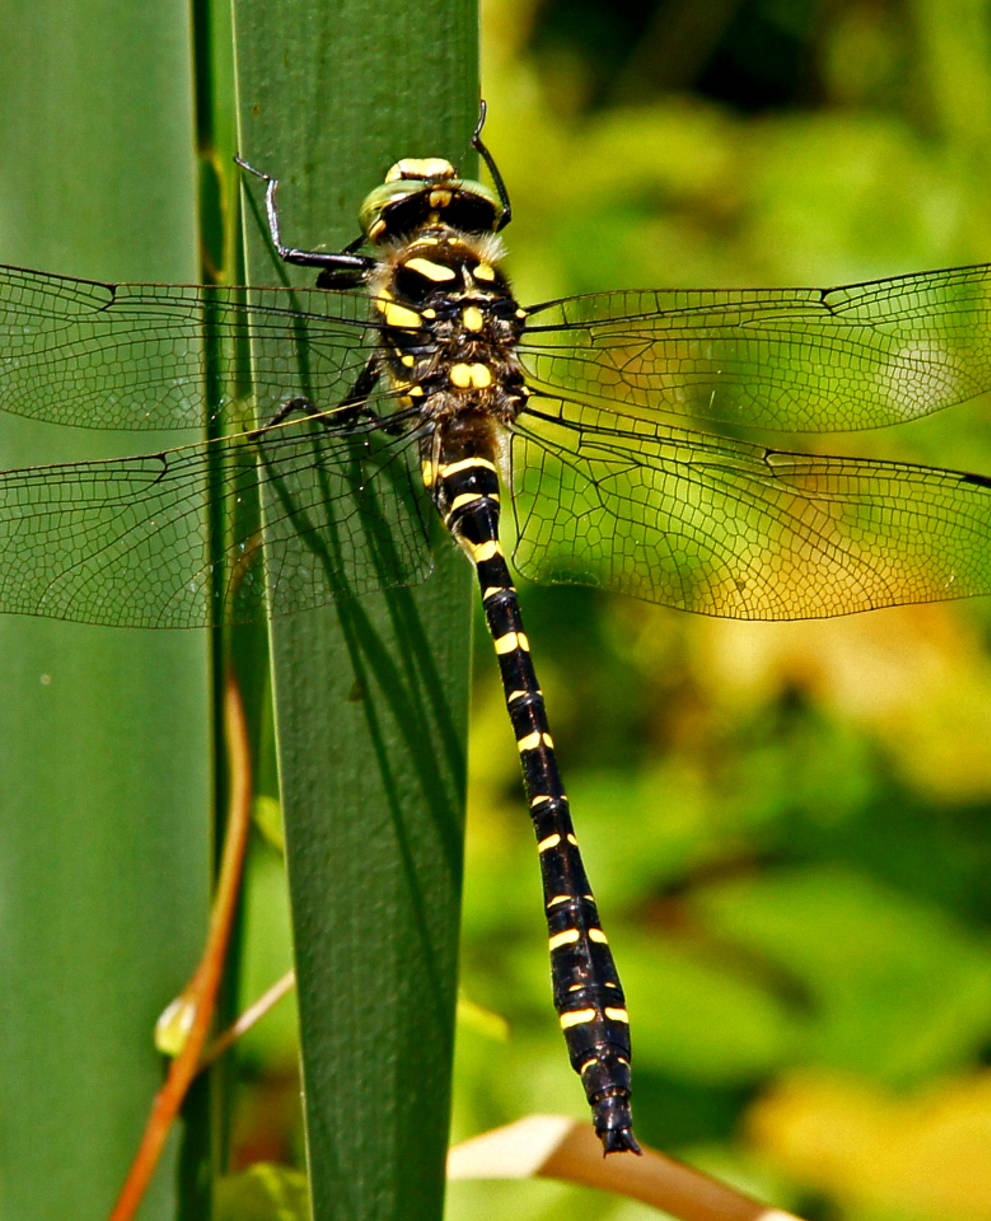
[0,2,212,1218]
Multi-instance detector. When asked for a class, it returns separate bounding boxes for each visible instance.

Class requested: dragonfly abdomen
[429,431,639,1154]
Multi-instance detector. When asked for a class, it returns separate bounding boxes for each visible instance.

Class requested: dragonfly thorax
[369,226,528,433]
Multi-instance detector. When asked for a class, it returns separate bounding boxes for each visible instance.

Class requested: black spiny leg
[235,155,374,284]
[252,357,385,441]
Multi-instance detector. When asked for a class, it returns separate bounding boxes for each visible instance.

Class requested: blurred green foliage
[447,1,991,1219]
[229,2,991,1219]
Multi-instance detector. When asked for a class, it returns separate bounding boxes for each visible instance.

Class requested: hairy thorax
[368,226,529,442]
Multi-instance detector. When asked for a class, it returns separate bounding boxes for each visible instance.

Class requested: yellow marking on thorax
[462,305,484,331]
[405,256,455,282]
[449,362,493,389]
[376,299,422,329]
[421,459,437,487]
[559,1008,596,1030]
[474,262,496,281]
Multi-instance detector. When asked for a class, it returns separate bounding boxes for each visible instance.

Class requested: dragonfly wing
[0,264,374,433]
[0,417,433,627]
[509,395,991,619]
[522,264,991,433]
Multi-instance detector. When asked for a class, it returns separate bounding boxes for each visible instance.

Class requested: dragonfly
[2,107,991,1151]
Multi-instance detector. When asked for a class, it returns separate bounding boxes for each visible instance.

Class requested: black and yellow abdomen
[427,425,638,1151]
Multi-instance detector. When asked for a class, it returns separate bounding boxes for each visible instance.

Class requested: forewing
[521,264,991,433]
[0,263,374,432]
[509,396,991,619]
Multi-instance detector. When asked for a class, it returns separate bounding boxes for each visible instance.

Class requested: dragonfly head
[360,157,503,245]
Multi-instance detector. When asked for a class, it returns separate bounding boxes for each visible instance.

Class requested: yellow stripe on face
[405,256,455,281]
[429,188,453,208]
[548,928,580,952]
[560,1008,596,1030]
[386,157,454,182]
[603,1007,629,1023]
[493,631,529,655]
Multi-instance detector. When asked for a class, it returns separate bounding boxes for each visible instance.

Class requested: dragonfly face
[1,116,991,1151]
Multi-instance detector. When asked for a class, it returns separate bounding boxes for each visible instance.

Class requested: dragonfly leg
[472,100,511,232]
[235,155,374,281]
[251,356,387,441]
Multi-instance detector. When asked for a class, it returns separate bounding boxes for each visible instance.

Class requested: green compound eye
[359,174,502,242]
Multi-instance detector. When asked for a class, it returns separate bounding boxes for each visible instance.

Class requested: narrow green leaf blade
[232,3,477,1217]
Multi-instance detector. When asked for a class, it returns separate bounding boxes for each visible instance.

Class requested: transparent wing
[0,414,432,627]
[521,263,991,433]
[510,396,991,619]
[0,263,374,432]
